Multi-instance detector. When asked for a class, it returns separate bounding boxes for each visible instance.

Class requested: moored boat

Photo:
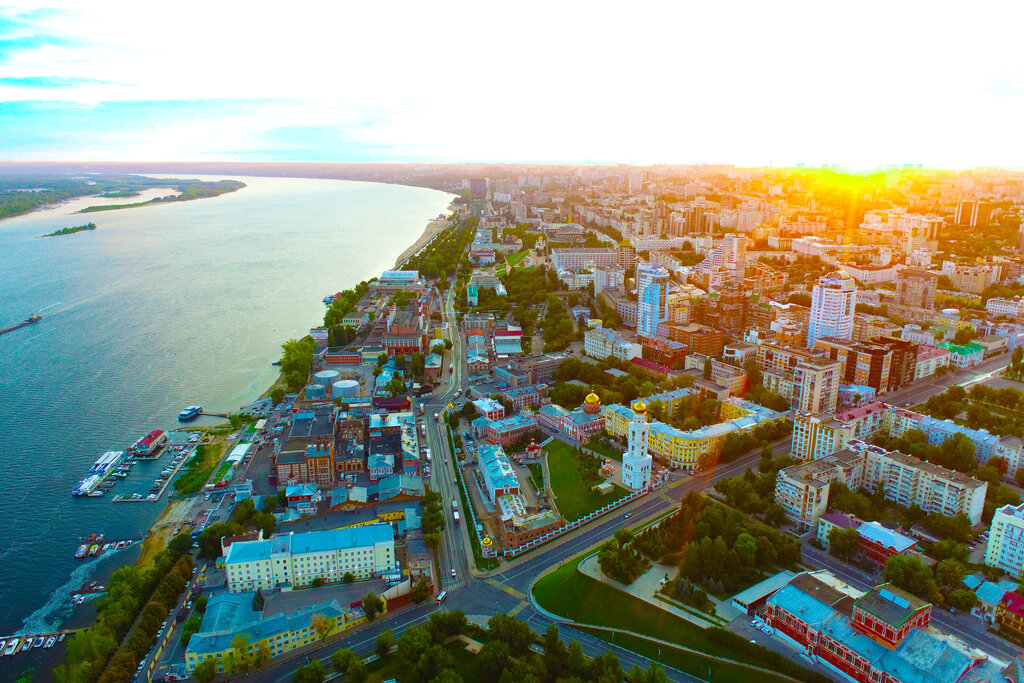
[88,544,100,556]
[44,636,56,648]
[5,638,20,655]
[33,636,44,648]
[75,543,88,558]
[178,405,203,421]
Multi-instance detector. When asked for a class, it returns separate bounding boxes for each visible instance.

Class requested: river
[0,175,454,666]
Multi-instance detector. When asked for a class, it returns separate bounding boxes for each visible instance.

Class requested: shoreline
[394,217,452,267]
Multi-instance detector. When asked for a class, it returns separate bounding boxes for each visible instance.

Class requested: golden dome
[585,392,601,405]
[632,400,647,414]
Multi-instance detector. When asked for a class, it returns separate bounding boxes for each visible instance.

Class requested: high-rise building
[628,170,644,194]
[469,178,487,197]
[896,268,938,310]
[986,503,1024,577]
[621,400,652,490]
[722,234,747,281]
[793,357,842,415]
[616,241,636,270]
[806,270,857,348]
[636,262,670,339]
[955,200,990,228]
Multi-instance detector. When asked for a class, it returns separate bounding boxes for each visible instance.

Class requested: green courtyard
[533,558,822,683]
[544,440,629,521]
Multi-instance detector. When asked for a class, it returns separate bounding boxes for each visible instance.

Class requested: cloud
[0,75,114,88]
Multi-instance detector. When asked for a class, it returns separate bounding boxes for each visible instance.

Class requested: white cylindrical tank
[314,369,340,387]
[332,379,359,399]
[306,384,326,400]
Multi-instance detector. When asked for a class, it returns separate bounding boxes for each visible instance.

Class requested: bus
[436,590,448,604]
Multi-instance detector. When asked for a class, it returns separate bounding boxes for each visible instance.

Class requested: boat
[104,542,115,551]
[33,637,44,648]
[75,543,88,559]
[0,313,42,336]
[0,640,6,654]
[87,490,105,497]
[88,544,100,556]
[58,632,66,642]
[178,405,203,421]
[22,638,32,652]
[44,636,56,648]
[71,451,127,496]
[5,638,20,655]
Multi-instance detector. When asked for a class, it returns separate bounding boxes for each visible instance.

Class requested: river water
[0,175,454,649]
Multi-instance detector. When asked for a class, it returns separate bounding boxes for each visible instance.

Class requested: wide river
[0,176,454,647]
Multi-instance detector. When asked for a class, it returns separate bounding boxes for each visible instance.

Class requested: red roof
[835,401,887,422]
[1001,590,1024,618]
[137,429,166,446]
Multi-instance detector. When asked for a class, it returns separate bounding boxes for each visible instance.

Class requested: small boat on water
[58,632,66,642]
[5,638,20,655]
[0,640,6,654]
[75,543,88,559]
[44,636,56,648]
[33,637,44,648]
[88,544,100,556]
[0,313,42,336]
[22,638,32,652]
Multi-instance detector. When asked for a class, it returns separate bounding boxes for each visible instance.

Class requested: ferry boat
[71,450,126,496]
[178,405,203,421]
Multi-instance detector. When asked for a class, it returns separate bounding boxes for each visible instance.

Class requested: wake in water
[15,547,124,636]
[36,302,62,314]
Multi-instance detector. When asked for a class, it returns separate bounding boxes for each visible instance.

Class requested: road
[876,354,1010,408]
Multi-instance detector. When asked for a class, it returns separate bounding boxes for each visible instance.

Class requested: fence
[503,486,649,558]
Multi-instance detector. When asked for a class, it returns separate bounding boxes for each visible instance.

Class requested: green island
[40,222,97,238]
[77,180,246,213]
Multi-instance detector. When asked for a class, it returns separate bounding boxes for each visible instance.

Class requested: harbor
[73,535,141,560]
[0,631,71,657]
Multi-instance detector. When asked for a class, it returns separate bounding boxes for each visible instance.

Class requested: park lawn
[533,560,804,679]
[506,250,529,269]
[173,443,223,494]
[574,627,794,683]
[545,440,628,521]
[528,462,545,492]
[366,640,481,679]
[586,440,623,462]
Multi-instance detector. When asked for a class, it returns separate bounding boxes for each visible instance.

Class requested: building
[807,270,857,348]
[621,400,652,490]
[915,345,951,379]
[855,520,917,565]
[815,337,917,393]
[763,574,1013,683]
[777,442,987,530]
[478,444,520,503]
[472,397,505,421]
[550,248,619,270]
[896,268,938,310]
[666,323,725,357]
[985,503,1024,577]
[536,394,606,442]
[584,327,641,362]
[995,591,1024,638]
[636,263,670,338]
[683,354,747,395]
[185,593,368,673]
[756,342,821,374]
[955,200,991,228]
[224,524,396,592]
[792,357,841,415]
[939,341,984,367]
[477,414,539,446]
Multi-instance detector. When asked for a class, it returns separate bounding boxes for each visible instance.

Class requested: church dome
[632,400,647,414]
[585,392,601,405]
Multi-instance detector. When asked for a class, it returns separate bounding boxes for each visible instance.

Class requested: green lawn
[545,440,628,521]
[586,440,623,462]
[533,560,817,682]
[528,462,545,492]
[172,443,223,494]
[575,627,794,683]
[506,250,529,269]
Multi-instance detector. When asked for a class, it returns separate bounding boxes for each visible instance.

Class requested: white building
[636,262,670,339]
[985,502,1024,577]
[987,298,1023,318]
[621,400,652,490]
[807,270,857,349]
[224,525,395,593]
[584,327,641,362]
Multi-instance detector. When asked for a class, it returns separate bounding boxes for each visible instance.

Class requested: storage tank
[314,369,340,387]
[305,384,326,400]
[332,379,360,400]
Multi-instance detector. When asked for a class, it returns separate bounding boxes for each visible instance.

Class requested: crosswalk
[486,577,526,599]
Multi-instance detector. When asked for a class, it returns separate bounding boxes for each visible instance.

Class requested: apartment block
[985,503,1024,577]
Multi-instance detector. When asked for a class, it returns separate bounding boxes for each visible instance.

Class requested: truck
[425,449,431,462]
[453,511,460,524]
[452,499,458,511]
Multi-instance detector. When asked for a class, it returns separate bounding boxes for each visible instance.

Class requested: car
[451,568,457,578]
[750,619,759,627]
[186,600,193,609]
[623,512,632,518]
[192,567,197,574]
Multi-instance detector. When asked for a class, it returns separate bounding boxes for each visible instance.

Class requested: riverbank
[39,222,97,238]
[394,215,453,267]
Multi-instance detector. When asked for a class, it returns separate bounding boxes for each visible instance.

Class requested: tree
[828,527,860,561]
[1014,346,1023,366]
[292,658,325,683]
[488,613,533,655]
[733,532,758,566]
[703,358,712,380]
[478,640,511,680]
[375,628,395,658]
[342,571,355,584]
[346,658,368,683]
[331,648,357,673]
[193,659,218,683]
[543,624,568,679]
[168,533,194,555]
[362,591,385,620]
[410,577,431,603]
[229,633,252,674]
[947,588,980,611]
[310,613,334,646]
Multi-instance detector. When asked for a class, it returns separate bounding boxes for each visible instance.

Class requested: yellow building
[186,593,376,673]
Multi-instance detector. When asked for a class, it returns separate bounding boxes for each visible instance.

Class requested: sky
[2,1,1024,168]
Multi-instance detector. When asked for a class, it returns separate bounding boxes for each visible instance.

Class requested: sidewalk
[578,555,723,629]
